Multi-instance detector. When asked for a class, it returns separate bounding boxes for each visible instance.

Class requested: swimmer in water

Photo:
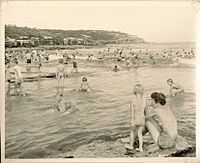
[167,78,184,96]
[78,77,92,92]
[56,59,66,95]
[71,61,78,73]
[55,93,76,113]
[113,65,120,72]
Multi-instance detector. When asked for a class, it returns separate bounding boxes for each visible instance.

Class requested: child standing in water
[125,84,146,152]
[56,59,66,95]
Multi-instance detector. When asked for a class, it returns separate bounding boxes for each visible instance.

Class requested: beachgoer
[113,65,120,72]
[41,49,49,61]
[125,84,146,152]
[32,50,38,62]
[78,77,91,92]
[87,55,92,61]
[13,60,24,96]
[72,53,76,60]
[26,50,32,71]
[55,93,77,113]
[55,93,66,112]
[167,78,184,96]
[56,59,66,95]
[5,61,12,97]
[145,92,178,149]
[37,52,42,77]
[71,61,78,73]
[97,51,104,60]
[127,92,187,151]
[126,57,132,67]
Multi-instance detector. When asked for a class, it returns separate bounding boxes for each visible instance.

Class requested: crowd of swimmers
[86,47,195,70]
[5,46,190,98]
[5,46,188,152]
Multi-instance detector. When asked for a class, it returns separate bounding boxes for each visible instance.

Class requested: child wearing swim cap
[125,84,146,152]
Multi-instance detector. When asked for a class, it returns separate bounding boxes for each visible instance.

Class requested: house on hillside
[5,37,17,48]
[40,36,53,45]
[77,38,86,45]
[16,36,33,47]
[63,37,78,45]
[31,37,40,46]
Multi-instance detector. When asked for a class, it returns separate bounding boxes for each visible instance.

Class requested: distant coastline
[5,25,146,48]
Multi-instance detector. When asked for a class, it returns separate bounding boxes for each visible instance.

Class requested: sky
[3,1,197,42]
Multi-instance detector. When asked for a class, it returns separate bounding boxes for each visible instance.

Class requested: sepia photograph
[1,0,198,161]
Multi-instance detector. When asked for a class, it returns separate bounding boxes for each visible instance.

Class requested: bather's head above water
[59,58,64,63]
[82,77,87,82]
[167,78,173,86]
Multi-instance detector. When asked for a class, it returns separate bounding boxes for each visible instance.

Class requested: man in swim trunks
[167,78,184,96]
[56,59,66,95]
[26,50,32,71]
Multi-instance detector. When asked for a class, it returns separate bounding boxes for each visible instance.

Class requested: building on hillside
[77,38,86,45]
[63,37,77,45]
[40,36,53,45]
[15,36,33,47]
[5,37,17,48]
[31,37,40,46]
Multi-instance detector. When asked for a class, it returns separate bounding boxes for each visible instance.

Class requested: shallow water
[5,44,195,158]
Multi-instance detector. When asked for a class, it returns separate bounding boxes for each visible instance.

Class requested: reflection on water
[5,49,195,158]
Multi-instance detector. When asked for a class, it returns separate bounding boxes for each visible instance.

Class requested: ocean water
[5,43,196,158]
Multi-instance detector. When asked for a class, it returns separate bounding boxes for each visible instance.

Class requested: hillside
[5,25,145,45]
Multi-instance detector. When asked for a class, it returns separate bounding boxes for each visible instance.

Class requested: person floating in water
[77,77,92,92]
[125,84,146,152]
[71,61,78,73]
[167,78,184,96]
[13,60,25,96]
[113,65,120,72]
[56,59,66,95]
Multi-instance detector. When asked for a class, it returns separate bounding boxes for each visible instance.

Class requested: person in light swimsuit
[13,60,25,96]
[125,84,146,152]
[56,59,66,95]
